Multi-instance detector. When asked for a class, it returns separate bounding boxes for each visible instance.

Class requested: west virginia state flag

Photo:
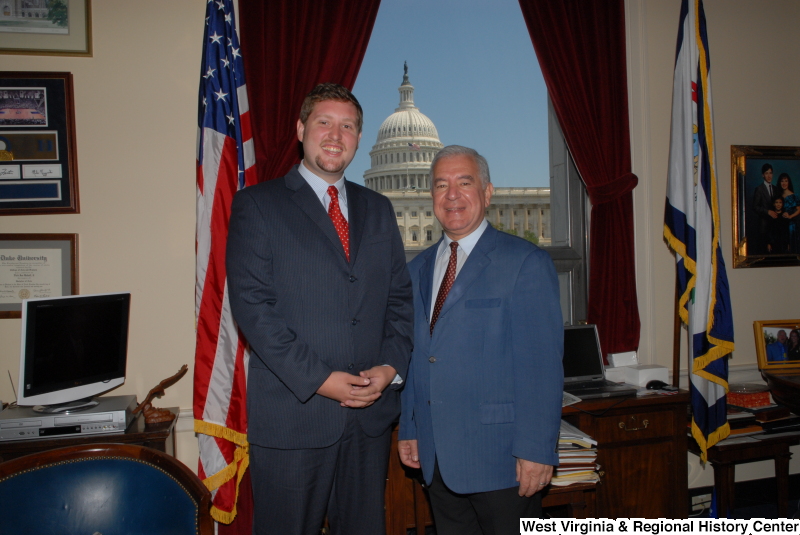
[663,0,734,462]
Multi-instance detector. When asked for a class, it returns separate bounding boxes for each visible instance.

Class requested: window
[396,211,402,217]
[349,0,588,324]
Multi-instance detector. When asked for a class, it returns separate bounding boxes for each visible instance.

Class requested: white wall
[0,0,798,489]
[0,0,204,467]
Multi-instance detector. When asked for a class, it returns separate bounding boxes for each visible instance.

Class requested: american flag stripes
[663,0,733,461]
[194,0,255,523]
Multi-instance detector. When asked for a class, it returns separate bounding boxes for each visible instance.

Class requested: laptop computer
[563,324,637,400]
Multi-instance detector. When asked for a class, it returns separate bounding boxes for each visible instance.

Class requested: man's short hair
[299,83,363,133]
[762,163,773,175]
[430,145,491,188]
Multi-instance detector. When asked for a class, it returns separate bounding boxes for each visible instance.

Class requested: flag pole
[672,275,681,388]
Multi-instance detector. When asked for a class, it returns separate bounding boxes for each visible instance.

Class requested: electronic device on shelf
[16,292,131,412]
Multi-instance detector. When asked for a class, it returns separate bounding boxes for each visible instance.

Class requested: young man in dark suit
[227,84,413,535]
[753,162,778,254]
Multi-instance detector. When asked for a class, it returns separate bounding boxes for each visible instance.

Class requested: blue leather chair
[0,442,213,535]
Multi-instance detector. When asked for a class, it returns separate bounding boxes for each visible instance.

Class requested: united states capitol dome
[364,64,443,192]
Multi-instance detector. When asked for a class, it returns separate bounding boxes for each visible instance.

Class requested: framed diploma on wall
[0,233,78,319]
[0,72,80,215]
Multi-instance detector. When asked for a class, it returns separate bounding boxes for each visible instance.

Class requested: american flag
[194,0,254,523]
[408,142,421,150]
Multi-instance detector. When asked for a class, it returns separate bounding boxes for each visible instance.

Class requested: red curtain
[519,0,640,359]
[222,2,381,533]
[239,0,381,184]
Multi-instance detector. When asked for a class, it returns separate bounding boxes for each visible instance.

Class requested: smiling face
[780,176,790,190]
[431,154,493,241]
[297,99,361,184]
[764,168,774,184]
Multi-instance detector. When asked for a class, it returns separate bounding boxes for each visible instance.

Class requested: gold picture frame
[731,145,800,268]
[753,319,800,372]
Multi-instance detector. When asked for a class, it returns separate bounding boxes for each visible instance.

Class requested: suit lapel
[437,225,497,321]
[286,169,349,264]
[418,240,439,324]
[345,181,366,266]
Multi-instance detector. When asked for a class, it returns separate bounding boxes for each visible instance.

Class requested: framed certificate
[0,72,80,215]
[0,233,78,318]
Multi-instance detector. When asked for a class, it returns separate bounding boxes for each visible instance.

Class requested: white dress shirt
[299,160,348,220]
[429,218,489,318]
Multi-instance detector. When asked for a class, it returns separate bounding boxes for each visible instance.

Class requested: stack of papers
[552,420,600,487]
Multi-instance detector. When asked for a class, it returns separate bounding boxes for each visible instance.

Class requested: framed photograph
[0,233,78,319]
[731,145,800,268]
[0,1,92,57]
[0,72,79,215]
[753,320,800,371]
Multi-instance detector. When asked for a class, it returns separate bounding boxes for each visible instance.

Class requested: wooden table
[0,407,178,463]
[688,431,800,518]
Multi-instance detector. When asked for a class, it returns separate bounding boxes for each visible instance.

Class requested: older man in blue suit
[398,145,563,534]
[227,84,413,535]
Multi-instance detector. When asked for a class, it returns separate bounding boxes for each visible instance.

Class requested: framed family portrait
[0,72,79,215]
[0,233,78,319]
[0,0,92,57]
[753,319,800,372]
[731,145,800,268]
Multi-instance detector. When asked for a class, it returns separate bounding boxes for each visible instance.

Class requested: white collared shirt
[429,218,489,318]
[299,161,349,221]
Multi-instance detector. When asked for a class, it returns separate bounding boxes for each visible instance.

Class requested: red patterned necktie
[430,241,458,334]
[327,185,350,261]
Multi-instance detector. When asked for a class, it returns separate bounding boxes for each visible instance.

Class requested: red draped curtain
[519,0,640,358]
[224,2,381,532]
[239,0,382,183]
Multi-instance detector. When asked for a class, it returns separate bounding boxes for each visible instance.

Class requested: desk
[384,392,689,530]
[688,432,800,518]
[562,392,690,518]
[0,407,178,463]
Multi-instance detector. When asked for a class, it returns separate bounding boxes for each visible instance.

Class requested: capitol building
[364,66,551,255]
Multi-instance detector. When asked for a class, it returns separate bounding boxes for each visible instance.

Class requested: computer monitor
[17,292,131,411]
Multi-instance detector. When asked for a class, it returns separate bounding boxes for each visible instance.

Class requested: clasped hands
[316,366,397,408]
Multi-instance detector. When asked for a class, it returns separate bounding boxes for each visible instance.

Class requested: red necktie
[327,186,349,261]
[430,241,458,334]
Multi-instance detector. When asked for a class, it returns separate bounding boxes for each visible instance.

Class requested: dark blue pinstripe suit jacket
[226,166,414,449]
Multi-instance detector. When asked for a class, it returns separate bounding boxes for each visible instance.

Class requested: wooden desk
[688,432,800,518]
[562,392,690,518]
[384,392,689,530]
[0,407,178,463]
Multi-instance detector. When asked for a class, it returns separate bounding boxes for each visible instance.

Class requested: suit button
[349,276,357,282]
[427,400,431,405]
[429,356,436,363]
[351,318,358,325]
[348,363,354,370]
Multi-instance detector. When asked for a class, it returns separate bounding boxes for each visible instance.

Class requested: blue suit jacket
[226,166,414,449]
[399,224,563,494]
